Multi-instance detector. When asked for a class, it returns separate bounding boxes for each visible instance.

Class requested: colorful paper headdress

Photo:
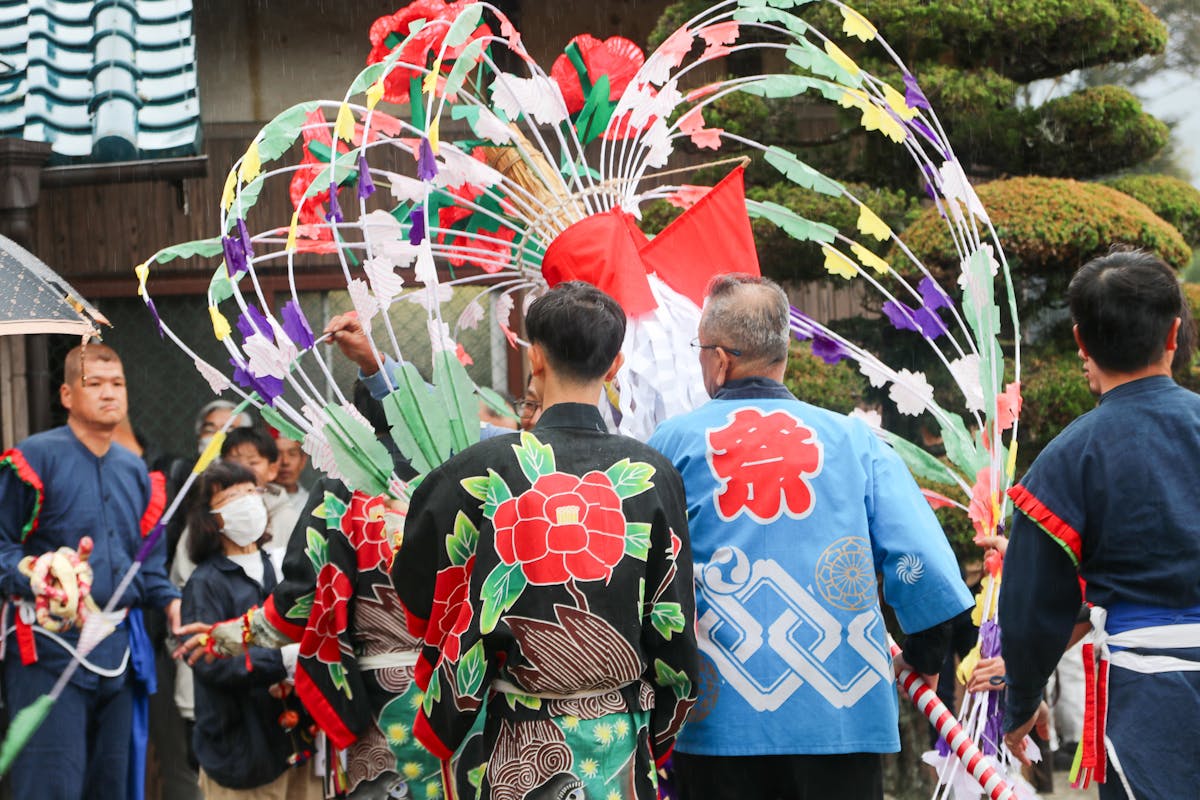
[134,4,1025,787]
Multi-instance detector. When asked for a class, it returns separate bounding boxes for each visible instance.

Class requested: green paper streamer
[323,404,393,496]
[433,349,481,454]
[0,694,55,776]
[763,146,845,197]
[208,263,235,305]
[260,406,306,443]
[746,200,838,244]
[381,362,453,474]
[256,102,320,163]
[155,238,223,264]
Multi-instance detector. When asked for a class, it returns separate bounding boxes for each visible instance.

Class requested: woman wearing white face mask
[181,462,321,800]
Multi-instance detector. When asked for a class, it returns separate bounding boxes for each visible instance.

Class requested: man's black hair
[220,425,279,462]
[1068,248,1183,374]
[525,281,626,383]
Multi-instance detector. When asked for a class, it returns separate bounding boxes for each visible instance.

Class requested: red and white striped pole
[890,642,1016,800]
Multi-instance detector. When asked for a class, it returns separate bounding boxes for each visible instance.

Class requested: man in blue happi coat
[648,273,972,800]
[1001,249,1200,799]
[0,343,180,800]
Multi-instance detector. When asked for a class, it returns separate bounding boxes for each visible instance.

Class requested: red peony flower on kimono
[493,471,627,586]
[367,0,492,104]
[341,492,393,572]
[300,563,353,664]
[426,555,475,662]
[551,34,645,114]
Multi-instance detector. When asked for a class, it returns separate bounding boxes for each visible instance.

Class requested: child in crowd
[182,461,319,800]
[220,427,301,566]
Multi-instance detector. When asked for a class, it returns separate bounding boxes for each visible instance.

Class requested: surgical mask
[214,494,267,547]
[197,435,212,455]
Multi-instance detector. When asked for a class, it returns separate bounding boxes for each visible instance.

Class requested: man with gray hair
[648,273,972,799]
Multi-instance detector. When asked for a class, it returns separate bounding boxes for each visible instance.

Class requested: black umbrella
[0,233,107,336]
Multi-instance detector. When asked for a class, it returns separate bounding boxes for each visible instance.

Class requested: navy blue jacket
[183,551,292,790]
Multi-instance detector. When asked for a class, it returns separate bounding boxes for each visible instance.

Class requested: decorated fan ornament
[4,0,1029,792]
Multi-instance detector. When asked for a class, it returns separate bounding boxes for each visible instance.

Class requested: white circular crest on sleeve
[896,554,925,585]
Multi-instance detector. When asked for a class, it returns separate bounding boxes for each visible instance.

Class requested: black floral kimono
[264,479,443,797]
[392,403,699,800]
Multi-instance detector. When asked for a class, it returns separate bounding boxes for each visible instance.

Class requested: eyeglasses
[515,400,542,415]
[690,338,743,357]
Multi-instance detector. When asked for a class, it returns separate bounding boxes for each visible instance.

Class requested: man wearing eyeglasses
[648,273,972,800]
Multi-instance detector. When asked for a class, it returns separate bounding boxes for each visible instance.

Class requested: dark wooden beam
[41,155,209,189]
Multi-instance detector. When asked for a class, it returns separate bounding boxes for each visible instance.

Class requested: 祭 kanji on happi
[1,1,1199,800]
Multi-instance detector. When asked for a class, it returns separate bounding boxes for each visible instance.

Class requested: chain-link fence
[62,285,510,472]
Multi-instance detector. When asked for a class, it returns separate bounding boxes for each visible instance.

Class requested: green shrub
[1104,174,1200,246]
[1016,351,1097,469]
[813,0,1166,83]
[783,341,867,414]
[900,177,1192,295]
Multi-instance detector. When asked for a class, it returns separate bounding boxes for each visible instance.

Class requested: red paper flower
[493,471,627,586]
[288,109,345,230]
[426,555,475,662]
[300,563,353,664]
[367,0,492,104]
[341,492,393,572]
[551,34,645,113]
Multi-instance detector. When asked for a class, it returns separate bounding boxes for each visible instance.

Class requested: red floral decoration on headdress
[367,0,493,104]
[550,34,644,113]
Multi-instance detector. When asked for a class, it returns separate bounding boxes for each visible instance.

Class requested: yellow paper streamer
[209,305,231,341]
[366,79,385,111]
[220,169,237,211]
[837,88,869,111]
[850,242,890,275]
[856,205,892,241]
[1006,441,1019,481]
[883,84,918,121]
[956,644,981,685]
[428,117,441,155]
[134,260,150,297]
[821,245,858,280]
[824,40,861,78]
[193,430,226,474]
[841,5,877,42]
[238,141,262,183]
[860,104,907,143]
[422,55,443,94]
[286,209,300,253]
[334,103,356,143]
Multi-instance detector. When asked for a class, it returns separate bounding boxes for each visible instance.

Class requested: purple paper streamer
[979,620,1001,659]
[237,218,254,262]
[903,71,931,110]
[135,522,165,563]
[326,185,343,223]
[789,306,818,340]
[230,359,284,405]
[222,234,246,278]
[918,276,952,311]
[812,333,850,364]
[236,305,272,342]
[882,300,919,333]
[409,205,426,244]
[281,299,315,349]
[417,137,438,181]
[145,297,164,339]
[357,151,376,199]
[982,691,1002,755]
[914,308,949,339]
[884,289,949,340]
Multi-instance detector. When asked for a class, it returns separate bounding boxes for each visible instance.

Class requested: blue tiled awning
[0,0,200,162]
